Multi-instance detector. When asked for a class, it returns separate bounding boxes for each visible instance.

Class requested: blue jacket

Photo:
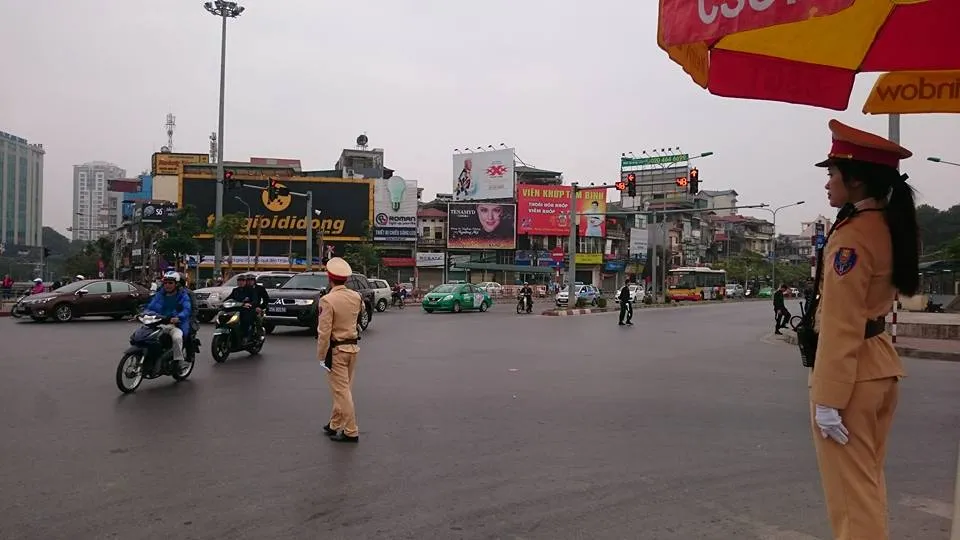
[146,287,192,337]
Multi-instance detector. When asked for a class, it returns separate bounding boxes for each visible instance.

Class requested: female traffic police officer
[316,257,363,443]
[810,120,920,539]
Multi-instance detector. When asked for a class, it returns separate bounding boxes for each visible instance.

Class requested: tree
[944,236,960,261]
[341,219,381,275]
[155,205,201,271]
[209,213,249,278]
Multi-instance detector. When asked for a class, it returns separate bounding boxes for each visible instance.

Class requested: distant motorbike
[391,292,406,309]
[10,293,29,318]
[211,299,265,363]
[516,295,533,314]
[116,313,198,393]
[924,300,945,313]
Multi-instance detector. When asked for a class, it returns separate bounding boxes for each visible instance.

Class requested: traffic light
[267,178,279,201]
[626,172,637,197]
[689,167,699,194]
[224,169,236,189]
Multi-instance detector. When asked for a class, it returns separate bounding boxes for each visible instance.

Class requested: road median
[542,298,763,317]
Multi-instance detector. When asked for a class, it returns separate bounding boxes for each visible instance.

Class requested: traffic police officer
[810,119,920,539]
[317,257,363,443]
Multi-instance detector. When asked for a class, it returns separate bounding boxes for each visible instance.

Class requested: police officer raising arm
[317,258,363,443]
[808,120,920,540]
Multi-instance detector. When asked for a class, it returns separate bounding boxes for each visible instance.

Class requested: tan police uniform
[810,119,909,540]
[316,257,363,440]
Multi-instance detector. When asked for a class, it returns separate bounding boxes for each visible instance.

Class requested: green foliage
[713,251,809,287]
[596,297,608,308]
[917,204,960,259]
[209,213,249,276]
[944,236,960,260]
[341,219,381,275]
[155,205,201,267]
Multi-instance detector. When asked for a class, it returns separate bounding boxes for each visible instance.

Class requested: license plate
[268,306,286,313]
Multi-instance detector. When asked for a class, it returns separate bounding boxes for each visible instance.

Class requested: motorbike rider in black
[227,274,260,341]
[178,274,199,355]
[253,277,269,328]
[519,282,533,312]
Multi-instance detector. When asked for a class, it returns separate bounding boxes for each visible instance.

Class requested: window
[434,230,442,240]
[82,282,110,294]
[422,226,429,237]
[108,281,131,293]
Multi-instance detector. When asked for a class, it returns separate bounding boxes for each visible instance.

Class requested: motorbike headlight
[292,299,314,306]
[228,313,240,324]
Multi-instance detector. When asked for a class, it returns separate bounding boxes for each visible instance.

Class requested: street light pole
[758,201,805,289]
[566,183,579,303]
[928,156,960,167]
[233,196,251,268]
[204,0,245,278]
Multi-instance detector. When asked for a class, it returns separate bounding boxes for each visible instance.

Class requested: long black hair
[834,159,920,296]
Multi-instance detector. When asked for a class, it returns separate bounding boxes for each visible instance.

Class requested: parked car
[368,278,394,312]
[20,279,151,322]
[725,283,745,298]
[476,282,503,297]
[556,284,602,307]
[263,271,374,334]
[193,271,294,323]
[422,283,492,313]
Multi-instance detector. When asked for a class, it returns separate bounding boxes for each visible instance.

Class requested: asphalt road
[0,301,956,539]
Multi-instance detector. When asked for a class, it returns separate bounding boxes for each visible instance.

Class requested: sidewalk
[777,329,960,362]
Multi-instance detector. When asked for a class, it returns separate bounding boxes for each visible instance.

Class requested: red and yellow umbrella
[658,0,960,110]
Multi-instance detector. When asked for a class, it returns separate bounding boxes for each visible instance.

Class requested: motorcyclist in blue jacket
[145,271,192,369]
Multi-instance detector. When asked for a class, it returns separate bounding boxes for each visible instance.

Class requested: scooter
[516,295,533,314]
[116,313,199,393]
[211,299,265,363]
[924,300,945,313]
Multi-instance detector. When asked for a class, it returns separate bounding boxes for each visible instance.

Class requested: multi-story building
[707,214,775,260]
[72,161,126,241]
[0,130,45,247]
[697,189,738,216]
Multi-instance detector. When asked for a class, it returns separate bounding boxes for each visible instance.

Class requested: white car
[368,278,394,312]
[614,284,644,304]
[476,282,503,297]
[726,283,745,298]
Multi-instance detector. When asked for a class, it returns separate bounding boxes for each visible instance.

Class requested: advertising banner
[136,201,179,227]
[453,149,515,201]
[416,252,445,267]
[373,176,418,242]
[575,253,603,265]
[152,152,209,176]
[447,202,516,250]
[516,185,607,237]
[180,175,373,241]
[629,228,649,261]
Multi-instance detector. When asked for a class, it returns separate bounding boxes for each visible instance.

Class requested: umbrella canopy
[862,70,960,114]
[658,0,960,110]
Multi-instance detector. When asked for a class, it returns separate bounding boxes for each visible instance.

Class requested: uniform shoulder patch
[833,247,858,276]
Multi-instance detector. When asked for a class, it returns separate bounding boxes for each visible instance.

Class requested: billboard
[629,228,649,261]
[516,185,607,237]
[453,148,515,201]
[447,202,516,250]
[373,176,418,242]
[136,201,179,227]
[416,252,445,267]
[179,175,373,241]
[151,152,209,176]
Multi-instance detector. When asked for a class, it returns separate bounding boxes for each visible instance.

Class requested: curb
[776,330,960,363]
[541,299,758,317]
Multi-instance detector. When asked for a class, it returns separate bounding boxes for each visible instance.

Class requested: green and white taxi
[421,283,492,313]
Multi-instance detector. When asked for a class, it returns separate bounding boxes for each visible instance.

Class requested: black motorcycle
[516,295,533,314]
[925,300,945,313]
[116,313,199,393]
[211,299,265,363]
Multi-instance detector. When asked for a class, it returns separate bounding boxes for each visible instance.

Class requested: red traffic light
[626,173,636,182]
[690,168,699,180]
[224,170,234,180]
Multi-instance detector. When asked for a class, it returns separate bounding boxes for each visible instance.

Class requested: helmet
[75,275,85,280]
[162,271,181,283]
[33,277,42,283]
[523,281,529,285]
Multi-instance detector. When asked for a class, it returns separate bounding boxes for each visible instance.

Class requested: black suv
[263,271,375,335]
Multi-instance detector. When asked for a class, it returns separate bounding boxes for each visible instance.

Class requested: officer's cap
[815,119,912,169]
[326,257,352,281]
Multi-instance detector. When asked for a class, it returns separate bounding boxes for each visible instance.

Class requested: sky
[2,0,958,237]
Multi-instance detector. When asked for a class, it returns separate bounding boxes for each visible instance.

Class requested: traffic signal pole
[241,181,314,270]
[566,183,579,303]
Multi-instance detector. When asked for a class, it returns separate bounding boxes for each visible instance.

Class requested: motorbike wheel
[516,302,523,314]
[247,328,265,355]
[172,352,195,382]
[116,352,144,394]
[376,298,387,312]
[789,315,803,331]
[10,308,22,319]
[211,335,230,363]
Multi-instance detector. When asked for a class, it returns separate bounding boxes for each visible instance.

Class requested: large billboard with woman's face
[447,202,516,250]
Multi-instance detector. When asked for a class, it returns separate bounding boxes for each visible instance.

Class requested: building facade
[0,130,44,247]
[72,161,126,241]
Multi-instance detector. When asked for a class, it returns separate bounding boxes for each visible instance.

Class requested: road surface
[0,301,955,539]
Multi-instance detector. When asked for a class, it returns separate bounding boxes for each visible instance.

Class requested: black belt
[331,338,358,346]
[864,317,886,339]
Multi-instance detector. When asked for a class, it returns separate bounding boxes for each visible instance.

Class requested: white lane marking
[900,494,953,520]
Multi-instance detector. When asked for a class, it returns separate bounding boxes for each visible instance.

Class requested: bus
[667,267,727,301]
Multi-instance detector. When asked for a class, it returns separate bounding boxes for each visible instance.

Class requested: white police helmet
[162,271,181,283]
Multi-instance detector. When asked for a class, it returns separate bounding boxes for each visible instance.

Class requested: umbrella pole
[888,113,901,344]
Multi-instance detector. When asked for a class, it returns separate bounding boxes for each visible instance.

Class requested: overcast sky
[3,0,958,236]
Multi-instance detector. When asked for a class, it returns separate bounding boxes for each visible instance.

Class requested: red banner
[517,185,607,237]
[659,0,854,47]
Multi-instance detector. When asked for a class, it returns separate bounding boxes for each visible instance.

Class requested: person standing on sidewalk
[809,119,920,540]
[317,257,363,443]
[618,282,633,326]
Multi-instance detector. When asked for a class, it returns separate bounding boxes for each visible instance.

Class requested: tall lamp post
[234,196,251,269]
[758,201,805,290]
[204,0,245,278]
[928,156,960,167]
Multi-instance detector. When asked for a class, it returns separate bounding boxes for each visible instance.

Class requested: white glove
[815,405,849,445]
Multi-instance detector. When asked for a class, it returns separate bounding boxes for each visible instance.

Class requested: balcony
[417,236,446,248]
